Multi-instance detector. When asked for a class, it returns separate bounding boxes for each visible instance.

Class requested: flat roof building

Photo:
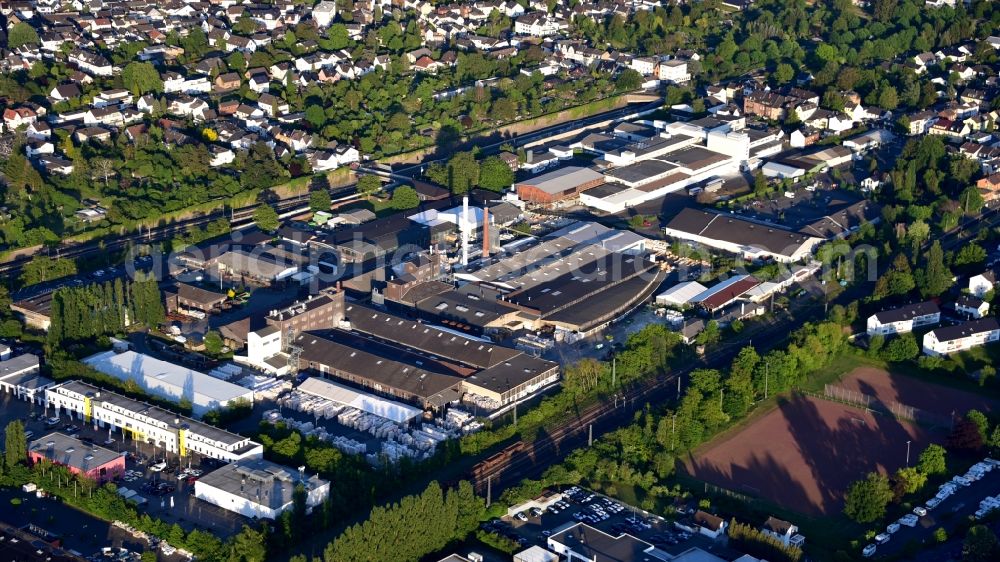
[46,380,262,462]
[28,432,125,483]
[515,166,605,205]
[194,458,330,520]
[664,208,820,263]
[297,305,559,410]
[83,350,254,416]
[0,353,51,405]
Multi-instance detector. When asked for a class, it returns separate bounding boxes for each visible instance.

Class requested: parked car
[862,544,876,558]
[898,514,918,527]
[875,533,890,545]
[913,506,928,517]
[150,462,167,472]
[886,523,900,534]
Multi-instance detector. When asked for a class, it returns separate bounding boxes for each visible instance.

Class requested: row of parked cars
[863,457,999,557]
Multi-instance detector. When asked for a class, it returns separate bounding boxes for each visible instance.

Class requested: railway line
[465,281,872,498]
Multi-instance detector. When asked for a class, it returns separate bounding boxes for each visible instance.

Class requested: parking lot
[483,487,738,560]
[869,457,1000,559]
[2,392,247,539]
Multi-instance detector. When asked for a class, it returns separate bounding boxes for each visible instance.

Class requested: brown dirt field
[838,366,999,417]
[684,394,940,515]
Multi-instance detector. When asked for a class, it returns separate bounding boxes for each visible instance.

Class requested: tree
[893,467,927,500]
[122,62,164,96]
[204,331,223,355]
[253,204,280,232]
[844,472,893,523]
[4,420,27,468]
[8,23,39,49]
[918,241,952,298]
[955,244,988,267]
[961,186,986,216]
[918,444,947,475]
[774,63,794,84]
[446,152,480,194]
[948,419,986,452]
[967,409,990,441]
[357,175,382,196]
[305,105,326,128]
[391,186,420,210]
[309,189,332,212]
[478,156,514,192]
[963,525,1000,562]
[616,69,643,91]
[753,171,768,196]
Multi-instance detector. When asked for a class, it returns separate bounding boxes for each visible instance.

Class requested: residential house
[923,318,1000,356]
[2,107,37,130]
[906,110,938,136]
[215,72,242,92]
[969,270,996,297]
[258,93,290,117]
[761,517,805,548]
[955,295,989,320]
[692,511,727,539]
[866,302,942,337]
[977,173,1000,204]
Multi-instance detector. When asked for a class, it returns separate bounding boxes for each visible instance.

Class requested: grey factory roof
[29,432,122,471]
[505,254,659,315]
[664,208,818,257]
[543,267,668,330]
[0,353,41,379]
[549,523,658,562]
[412,285,523,328]
[662,146,731,172]
[343,304,524,369]
[549,221,648,252]
[515,166,605,195]
[295,331,463,403]
[604,159,679,185]
[197,458,327,511]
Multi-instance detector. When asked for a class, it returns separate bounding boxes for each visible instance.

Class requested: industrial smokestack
[461,195,470,266]
[482,207,490,258]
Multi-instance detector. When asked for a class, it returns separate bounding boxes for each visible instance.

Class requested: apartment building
[45,381,263,462]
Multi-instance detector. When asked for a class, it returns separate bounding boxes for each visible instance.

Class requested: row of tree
[318,481,482,562]
[48,276,164,344]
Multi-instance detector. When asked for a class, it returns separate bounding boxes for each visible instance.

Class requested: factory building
[83,350,254,416]
[663,208,821,263]
[194,458,330,520]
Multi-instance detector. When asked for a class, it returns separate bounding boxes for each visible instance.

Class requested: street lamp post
[906,440,912,467]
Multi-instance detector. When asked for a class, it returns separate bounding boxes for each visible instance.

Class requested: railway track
[466,290,864,497]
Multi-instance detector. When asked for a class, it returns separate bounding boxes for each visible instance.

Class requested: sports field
[684,366,990,515]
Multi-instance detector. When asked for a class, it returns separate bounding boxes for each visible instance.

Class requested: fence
[819,384,953,428]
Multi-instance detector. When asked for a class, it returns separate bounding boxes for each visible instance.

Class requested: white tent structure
[298,376,422,423]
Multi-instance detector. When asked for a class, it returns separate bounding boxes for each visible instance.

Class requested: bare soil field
[838,366,998,417]
[684,394,938,515]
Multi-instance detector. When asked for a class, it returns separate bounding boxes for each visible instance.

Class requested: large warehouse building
[46,380,263,462]
[83,350,254,416]
[515,166,605,205]
[194,458,330,520]
[663,208,821,263]
[295,304,560,411]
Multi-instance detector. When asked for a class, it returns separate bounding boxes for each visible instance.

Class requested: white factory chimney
[461,195,470,266]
